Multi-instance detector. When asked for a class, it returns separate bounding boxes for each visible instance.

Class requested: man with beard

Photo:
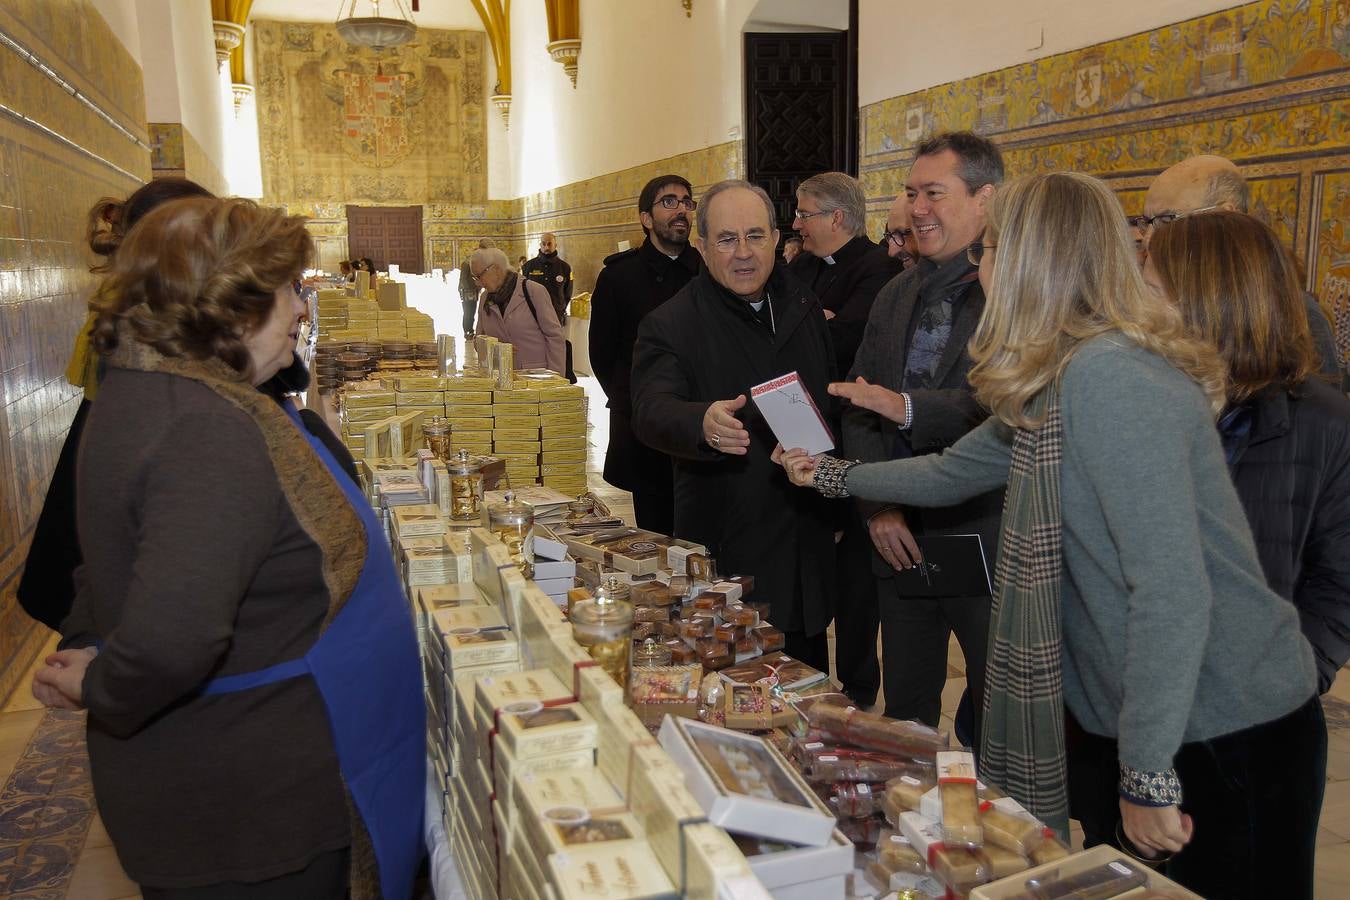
[631,180,838,670]
[590,175,702,534]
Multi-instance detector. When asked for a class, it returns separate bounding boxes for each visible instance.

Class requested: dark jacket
[62,349,360,888]
[1225,379,1350,693]
[590,239,702,491]
[843,254,1004,581]
[788,234,902,374]
[631,267,839,635]
[525,252,574,322]
[18,355,356,631]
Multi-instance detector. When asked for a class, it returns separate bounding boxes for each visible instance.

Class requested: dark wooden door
[346,205,425,274]
[744,31,853,238]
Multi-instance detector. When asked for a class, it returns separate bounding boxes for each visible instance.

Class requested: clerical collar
[822,255,836,265]
[749,300,765,312]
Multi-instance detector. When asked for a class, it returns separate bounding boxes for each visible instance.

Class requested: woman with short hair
[775,172,1323,897]
[32,197,423,899]
[1145,210,1350,694]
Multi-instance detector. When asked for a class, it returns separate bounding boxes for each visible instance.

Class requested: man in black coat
[525,232,574,325]
[838,132,1005,734]
[787,171,903,707]
[788,171,903,376]
[632,180,838,671]
[590,175,702,535]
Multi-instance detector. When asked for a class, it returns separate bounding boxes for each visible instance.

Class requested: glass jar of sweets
[446,450,484,521]
[422,415,452,462]
[571,580,635,689]
[487,489,535,578]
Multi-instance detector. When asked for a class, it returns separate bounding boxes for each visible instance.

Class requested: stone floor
[2,312,1348,896]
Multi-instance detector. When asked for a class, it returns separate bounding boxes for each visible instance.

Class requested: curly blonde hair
[91,197,313,380]
[967,172,1226,428]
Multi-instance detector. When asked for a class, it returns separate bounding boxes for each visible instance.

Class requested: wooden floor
[3,309,1348,897]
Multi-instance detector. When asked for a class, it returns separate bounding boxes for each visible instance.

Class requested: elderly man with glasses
[788,171,903,377]
[471,246,566,375]
[631,179,839,671]
[590,175,703,535]
[1142,154,1340,384]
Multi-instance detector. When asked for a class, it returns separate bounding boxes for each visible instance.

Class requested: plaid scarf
[979,386,1070,836]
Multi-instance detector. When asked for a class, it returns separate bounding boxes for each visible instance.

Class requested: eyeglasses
[470,262,497,283]
[793,208,829,221]
[654,195,697,211]
[882,227,913,248]
[966,240,996,266]
[1132,205,1222,231]
[291,280,303,295]
[712,233,772,254]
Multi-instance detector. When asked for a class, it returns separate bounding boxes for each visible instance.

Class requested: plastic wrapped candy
[980,802,1047,856]
[800,694,947,761]
[937,751,983,848]
[796,743,934,784]
[827,780,888,818]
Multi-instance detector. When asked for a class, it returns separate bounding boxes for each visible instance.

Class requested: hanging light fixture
[335,0,417,53]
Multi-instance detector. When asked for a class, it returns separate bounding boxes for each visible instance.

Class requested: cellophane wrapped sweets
[796,694,947,760]
[937,750,983,847]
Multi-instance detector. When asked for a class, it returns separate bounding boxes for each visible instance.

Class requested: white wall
[136,0,228,180]
[507,0,761,197]
[89,0,142,65]
[858,0,1246,106]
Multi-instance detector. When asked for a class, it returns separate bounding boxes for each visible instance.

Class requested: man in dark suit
[589,176,702,534]
[788,172,903,376]
[838,132,1005,734]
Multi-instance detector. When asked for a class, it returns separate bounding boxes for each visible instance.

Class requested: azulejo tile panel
[859,0,1350,292]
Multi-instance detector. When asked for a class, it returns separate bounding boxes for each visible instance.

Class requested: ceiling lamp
[335,0,417,53]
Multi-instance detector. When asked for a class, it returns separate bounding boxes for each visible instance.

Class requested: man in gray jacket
[838,132,1004,734]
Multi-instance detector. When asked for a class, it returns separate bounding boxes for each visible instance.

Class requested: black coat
[590,239,702,491]
[1226,379,1350,693]
[631,267,839,635]
[17,355,357,631]
[787,234,902,374]
[525,253,573,322]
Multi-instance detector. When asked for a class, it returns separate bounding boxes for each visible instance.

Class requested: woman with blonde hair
[1146,211,1350,695]
[32,197,423,899]
[776,172,1322,897]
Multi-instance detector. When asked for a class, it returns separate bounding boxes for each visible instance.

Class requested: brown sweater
[64,366,353,889]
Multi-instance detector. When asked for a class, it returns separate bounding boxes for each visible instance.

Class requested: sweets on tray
[719,653,828,693]
[1019,856,1150,899]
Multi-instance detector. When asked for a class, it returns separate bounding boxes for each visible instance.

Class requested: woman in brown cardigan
[32,198,424,899]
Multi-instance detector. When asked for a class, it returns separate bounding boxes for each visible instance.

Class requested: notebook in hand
[750,370,834,456]
[890,534,993,597]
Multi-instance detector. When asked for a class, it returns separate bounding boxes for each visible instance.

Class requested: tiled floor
[3,317,1349,895]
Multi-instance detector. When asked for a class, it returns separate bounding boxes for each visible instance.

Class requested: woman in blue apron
[33,197,424,899]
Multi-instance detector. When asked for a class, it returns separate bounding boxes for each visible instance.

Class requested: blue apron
[201,405,426,899]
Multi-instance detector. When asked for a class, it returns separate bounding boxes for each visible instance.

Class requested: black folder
[890,534,993,598]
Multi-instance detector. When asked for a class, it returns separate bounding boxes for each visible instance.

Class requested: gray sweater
[846,334,1316,774]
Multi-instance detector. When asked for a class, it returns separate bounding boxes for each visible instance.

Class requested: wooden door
[743,31,854,240]
[346,205,425,274]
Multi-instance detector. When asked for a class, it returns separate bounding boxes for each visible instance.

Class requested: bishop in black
[590,175,702,535]
[631,180,838,670]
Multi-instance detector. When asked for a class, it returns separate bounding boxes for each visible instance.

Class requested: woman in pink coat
[471,247,566,373]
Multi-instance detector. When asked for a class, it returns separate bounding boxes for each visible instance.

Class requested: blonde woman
[775,172,1322,898]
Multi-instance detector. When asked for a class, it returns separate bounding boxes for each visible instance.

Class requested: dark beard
[651,218,690,251]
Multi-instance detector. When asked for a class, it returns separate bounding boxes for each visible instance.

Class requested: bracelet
[1118,763,1183,807]
[811,455,861,498]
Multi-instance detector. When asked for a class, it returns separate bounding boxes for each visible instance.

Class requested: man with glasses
[1143,154,1340,383]
[881,193,920,270]
[789,172,903,376]
[590,175,703,535]
[835,132,1004,736]
[631,180,838,670]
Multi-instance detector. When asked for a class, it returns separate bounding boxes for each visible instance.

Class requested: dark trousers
[1067,696,1325,899]
[142,846,350,899]
[783,628,830,675]
[832,520,880,705]
[461,297,477,334]
[630,482,675,537]
[877,577,990,738]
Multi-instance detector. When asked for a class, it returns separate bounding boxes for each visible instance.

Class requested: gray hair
[470,247,509,273]
[1203,168,1250,213]
[916,131,1005,195]
[477,238,495,249]
[796,172,866,236]
[696,179,776,239]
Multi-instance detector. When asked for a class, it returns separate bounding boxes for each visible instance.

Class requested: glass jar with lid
[446,450,484,521]
[565,494,596,522]
[487,489,535,578]
[571,580,635,689]
[422,415,452,462]
[632,638,672,668]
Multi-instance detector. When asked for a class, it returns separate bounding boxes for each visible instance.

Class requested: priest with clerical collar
[630,179,841,672]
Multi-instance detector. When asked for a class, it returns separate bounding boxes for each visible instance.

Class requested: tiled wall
[0,1,149,701]
[859,0,1350,295]
[279,142,742,292]
[148,122,228,197]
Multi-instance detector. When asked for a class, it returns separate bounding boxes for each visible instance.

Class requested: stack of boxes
[343,298,378,339]
[492,386,542,486]
[444,373,496,457]
[395,375,446,420]
[534,383,588,496]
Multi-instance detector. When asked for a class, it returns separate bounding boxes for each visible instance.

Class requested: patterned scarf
[979,386,1070,837]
